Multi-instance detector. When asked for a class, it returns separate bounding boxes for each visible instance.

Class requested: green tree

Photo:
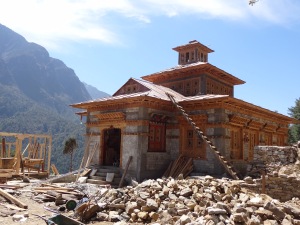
[288,98,300,144]
[63,137,78,172]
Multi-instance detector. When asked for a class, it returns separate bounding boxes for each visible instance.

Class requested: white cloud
[0,0,299,51]
[0,0,144,49]
[248,0,300,25]
[143,0,247,20]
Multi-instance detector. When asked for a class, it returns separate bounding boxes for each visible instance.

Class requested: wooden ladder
[166,92,239,180]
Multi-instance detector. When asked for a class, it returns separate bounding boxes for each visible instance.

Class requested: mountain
[0,24,93,173]
[83,82,110,99]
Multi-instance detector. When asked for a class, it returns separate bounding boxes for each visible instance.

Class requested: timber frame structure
[0,132,52,178]
[71,40,298,182]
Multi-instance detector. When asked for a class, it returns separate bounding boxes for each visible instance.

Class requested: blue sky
[0,0,299,116]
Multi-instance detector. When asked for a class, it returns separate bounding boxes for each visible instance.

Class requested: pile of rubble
[56,175,300,224]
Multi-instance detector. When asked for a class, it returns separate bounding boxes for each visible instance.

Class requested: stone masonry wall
[247,146,298,176]
[242,145,300,201]
[242,174,300,202]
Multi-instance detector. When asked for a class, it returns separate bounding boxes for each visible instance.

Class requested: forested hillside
[0,24,105,173]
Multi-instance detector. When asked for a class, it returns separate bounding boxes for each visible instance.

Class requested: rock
[139,191,150,199]
[248,215,261,225]
[108,211,120,222]
[180,187,192,197]
[137,211,149,220]
[22,176,30,183]
[12,215,27,222]
[146,198,159,211]
[207,207,227,215]
[177,208,189,216]
[231,212,247,222]
[294,219,300,225]
[263,220,279,225]
[244,176,254,184]
[125,202,138,214]
[283,203,300,219]
[97,212,109,221]
[255,209,274,220]
[248,196,264,206]
[264,201,285,220]
[179,214,191,225]
[149,211,159,221]
[281,218,293,225]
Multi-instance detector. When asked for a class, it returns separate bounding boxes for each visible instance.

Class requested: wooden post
[1,138,6,158]
[15,137,23,174]
[118,156,132,188]
[47,136,52,175]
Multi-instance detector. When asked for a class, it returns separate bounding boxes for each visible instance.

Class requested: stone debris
[61,175,300,224]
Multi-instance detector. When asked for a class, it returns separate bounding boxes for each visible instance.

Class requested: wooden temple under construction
[0,132,52,179]
[71,40,298,181]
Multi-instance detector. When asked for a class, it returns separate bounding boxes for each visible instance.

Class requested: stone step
[95,172,121,177]
[95,168,121,174]
[86,179,111,185]
[89,176,122,183]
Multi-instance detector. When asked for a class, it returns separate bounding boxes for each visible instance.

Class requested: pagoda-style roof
[71,78,298,125]
[70,78,227,109]
[141,62,245,86]
[71,78,184,109]
[172,40,214,53]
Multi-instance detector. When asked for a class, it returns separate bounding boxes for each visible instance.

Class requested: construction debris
[0,146,298,225]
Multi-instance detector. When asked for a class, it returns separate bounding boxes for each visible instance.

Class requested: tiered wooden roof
[141,62,245,86]
[71,78,298,125]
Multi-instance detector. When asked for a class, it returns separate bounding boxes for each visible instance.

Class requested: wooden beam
[0,188,28,209]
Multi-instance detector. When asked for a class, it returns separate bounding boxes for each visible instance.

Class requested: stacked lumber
[163,155,193,179]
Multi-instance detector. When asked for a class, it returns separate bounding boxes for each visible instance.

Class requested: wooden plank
[80,168,91,177]
[34,189,82,196]
[76,135,93,181]
[0,184,21,189]
[33,187,74,191]
[0,203,26,211]
[0,173,12,178]
[51,164,60,175]
[118,156,132,188]
[0,188,28,209]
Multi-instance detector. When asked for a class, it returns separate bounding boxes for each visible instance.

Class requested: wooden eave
[141,63,245,86]
[71,95,174,112]
[175,96,298,125]
[178,96,229,110]
[172,41,214,53]
[75,111,87,116]
[223,97,299,125]
[95,112,125,121]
